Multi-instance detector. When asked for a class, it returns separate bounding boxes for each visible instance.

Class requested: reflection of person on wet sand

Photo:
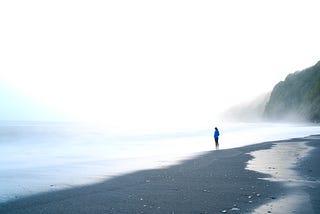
[214,127,220,149]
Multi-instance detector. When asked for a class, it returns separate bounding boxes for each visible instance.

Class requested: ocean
[0,121,319,203]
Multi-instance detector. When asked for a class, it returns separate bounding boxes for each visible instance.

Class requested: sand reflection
[247,142,312,184]
[246,141,315,213]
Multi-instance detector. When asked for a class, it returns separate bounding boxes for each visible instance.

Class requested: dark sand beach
[1,135,319,214]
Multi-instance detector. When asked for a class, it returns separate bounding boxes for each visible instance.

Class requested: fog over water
[0,121,319,202]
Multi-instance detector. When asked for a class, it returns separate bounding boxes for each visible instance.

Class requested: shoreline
[1,135,319,213]
[248,135,320,213]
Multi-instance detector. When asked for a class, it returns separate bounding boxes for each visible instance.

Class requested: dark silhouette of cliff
[264,61,320,122]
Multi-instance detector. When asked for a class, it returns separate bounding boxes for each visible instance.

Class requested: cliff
[222,93,270,122]
[264,61,320,122]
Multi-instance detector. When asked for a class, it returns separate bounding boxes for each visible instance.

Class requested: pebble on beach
[230,207,240,211]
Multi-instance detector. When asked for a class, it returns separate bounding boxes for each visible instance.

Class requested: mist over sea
[0,121,319,203]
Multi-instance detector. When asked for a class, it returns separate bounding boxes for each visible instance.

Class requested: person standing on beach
[214,127,220,149]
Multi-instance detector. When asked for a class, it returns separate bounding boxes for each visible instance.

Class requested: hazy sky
[1,0,320,132]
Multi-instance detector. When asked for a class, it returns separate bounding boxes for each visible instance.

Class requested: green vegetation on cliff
[264,61,320,122]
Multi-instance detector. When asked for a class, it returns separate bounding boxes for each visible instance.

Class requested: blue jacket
[214,129,220,138]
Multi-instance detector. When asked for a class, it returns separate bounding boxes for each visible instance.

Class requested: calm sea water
[0,121,319,202]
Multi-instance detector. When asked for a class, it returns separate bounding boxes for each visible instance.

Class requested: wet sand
[248,135,320,213]
[1,135,319,214]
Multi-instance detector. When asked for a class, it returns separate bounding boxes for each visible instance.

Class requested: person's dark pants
[214,137,219,149]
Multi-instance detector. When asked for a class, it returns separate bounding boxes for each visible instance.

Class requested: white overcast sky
[1,0,320,132]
